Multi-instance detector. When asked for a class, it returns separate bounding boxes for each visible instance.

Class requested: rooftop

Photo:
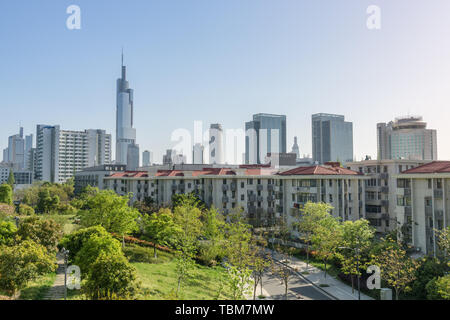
[401,161,450,174]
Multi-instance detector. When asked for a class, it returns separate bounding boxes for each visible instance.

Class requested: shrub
[74,234,123,274]
[123,245,153,263]
[0,204,15,219]
[408,257,447,299]
[17,216,63,253]
[18,204,35,216]
[59,225,112,261]
[57,203,77,215]
[0,221,17,246]
[0,184,13,205]
[83,253,139,300]
[0,240,56,297]
[426,275,450,300]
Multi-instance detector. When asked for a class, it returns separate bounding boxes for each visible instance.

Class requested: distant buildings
[74,164,126,194]
[115,53,139,168]
[2,127,33,171]
[245,113,287,164]
[35,125,111,183]
[312,113,353,165]
[193,143,204,164]
[0,163,33,186]
[377,116,437,161]
[291,136,300,160]
[209,124,224,164]
[163,149,176,165]
[142,150,153,167]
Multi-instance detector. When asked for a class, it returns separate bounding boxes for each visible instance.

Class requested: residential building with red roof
[394,161,450,256]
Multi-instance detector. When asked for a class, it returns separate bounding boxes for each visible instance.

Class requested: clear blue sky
[1,0,450,163]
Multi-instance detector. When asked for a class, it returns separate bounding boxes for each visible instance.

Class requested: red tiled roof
[109,171,148,178]
[278,165,361,176]
[401,161,450,174]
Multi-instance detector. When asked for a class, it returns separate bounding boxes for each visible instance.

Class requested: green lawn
[17,273,56,300]
[133,260,232,300]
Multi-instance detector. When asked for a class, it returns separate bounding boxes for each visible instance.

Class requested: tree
[426,275,450,300]
[198,207,226,266]
[59,225,113,261]
[249,230,272,299]
[18,204,35,216]
[172,192,206,211]
[0,240,56,297]
[79,190,139,236]
[84,253,139,300]
[408,256,447,299]
[311,215,343,278]
[0,184,13,205]
[172,201,203,295]
[142,208,179,258]
[16,216,63,253]
[7,171,15,188]
[337,219,375,293]
[74,234,123,274]
[36,188,53,213]
[436,227,450,260]
[377,240,419,300]
[0,221,17,246]
[294,202,332,268]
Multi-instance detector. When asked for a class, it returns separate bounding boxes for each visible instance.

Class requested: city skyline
[2,1,450,163]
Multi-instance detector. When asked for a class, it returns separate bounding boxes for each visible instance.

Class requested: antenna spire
[121,47,124,67]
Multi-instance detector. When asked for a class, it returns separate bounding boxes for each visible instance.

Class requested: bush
[408,257,448,299]
[17,216,63,253]
[74,234,123,274]
[0,221,17,246]
[18,204,35,216]
[197,241,225,267]
[83,253,139,300]
[59,225,112,261]
[0,240,56,297]
[57,203,77,215]
[123,245,153,263]
[426,275,450,300]
[0,184,13,205]
[0,204,15,219]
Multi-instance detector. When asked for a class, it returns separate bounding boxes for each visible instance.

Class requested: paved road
[261,266,333,300]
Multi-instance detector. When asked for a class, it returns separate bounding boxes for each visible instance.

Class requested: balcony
[257,196,264,202]
[267,184,274,192]
[435,210,444,218]
[380,172,389,179]
[267,207,274,214]
[276,206,284,213]
[222,196,229,203]
[256,208,264,215]
[230,183,237,191]
[381,200,389,207]
[365,212,380,219]
[381,213,390,220]
[381,186,389,193]
[267,195,274,202]
[248,206,256,214]
[248,194,256,202]
[178,184,185,192]
[425,206,432,216]
[222,184,229,192]
[171,184,177,191]
[257,184,264,191]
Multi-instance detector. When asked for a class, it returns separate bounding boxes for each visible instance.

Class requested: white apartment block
[347,159,428,234]
[35,125,111,183]
[395,161,450,256]
[103,163,367,232]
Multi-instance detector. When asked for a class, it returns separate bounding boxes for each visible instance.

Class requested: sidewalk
[43,253,66,300]
[269,250,374,300]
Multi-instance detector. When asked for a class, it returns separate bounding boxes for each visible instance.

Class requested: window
[241,194,244,201]
[241,182,245,188]
[428,179,432,189]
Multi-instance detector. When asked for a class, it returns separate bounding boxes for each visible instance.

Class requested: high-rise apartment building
[312,113,353,165]
[142,150,153,167]
[377,116,437,161]
[291,136,300,159]
[209,124,224,164]
[2,127,33,171]
[245,113,287,164]
[35,125,111,183]
[116,53,139,168]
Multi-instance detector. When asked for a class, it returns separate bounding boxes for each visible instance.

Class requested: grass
[0,273,58,300]
[133,260,232,300]
[39,214,79,234]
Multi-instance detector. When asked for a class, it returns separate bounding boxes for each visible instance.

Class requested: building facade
[35,125,112,183]
[377,116,437,161]
[142,150,153,167]
[347,159,428,234]
[103,163,366,232]
[312,113,353,165]
[395,161,450,256]
[2,127,33,171]
[245,113,287,164]
[193,143,204,164]
[209,124,224,164]
[74,164,127,194]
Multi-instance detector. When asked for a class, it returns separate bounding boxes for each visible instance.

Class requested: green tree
[79,190,139,236]
[172,201,203,295]
[74,234,123,274]
[84,253,139,300]
[337,219,375,293]
[408,256,447,299]
[36,188,53,213]
[0,240,56,297]
[436,227,450,260]
[426,275,450,300]
[142,208,179,258]
[294,202,332,268]
[18,204,35,216]
[311,214,343,278]
[0,184,13,205]
[16,216,63,253]
[0,221,17,246]
[376,240,419,300]
[198,207,226,266]
[7,170,15,188]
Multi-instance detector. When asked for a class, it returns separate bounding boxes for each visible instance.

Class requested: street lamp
[61,247,70,300]
[339,246,361,300]
[14,216,20,228]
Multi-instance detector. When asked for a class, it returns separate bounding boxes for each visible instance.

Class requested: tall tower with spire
[115,51,138,168]
[291,136,300,159]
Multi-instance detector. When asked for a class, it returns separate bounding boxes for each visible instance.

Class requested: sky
[1,0,450,164]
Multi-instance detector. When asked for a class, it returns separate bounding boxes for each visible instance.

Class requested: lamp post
[14,216,20,228]
[61,247,70,300]
[339,246,361,300]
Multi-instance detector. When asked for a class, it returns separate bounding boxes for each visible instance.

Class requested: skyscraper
[2,127,33,171]
[193,143,204,164]
[209,124,224,164]
[312,113,353,164]
[245,113,286,164]
[116,52,138,168]
[291,136,300,159]
[142,150,153,167]
[377,116,437,161]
